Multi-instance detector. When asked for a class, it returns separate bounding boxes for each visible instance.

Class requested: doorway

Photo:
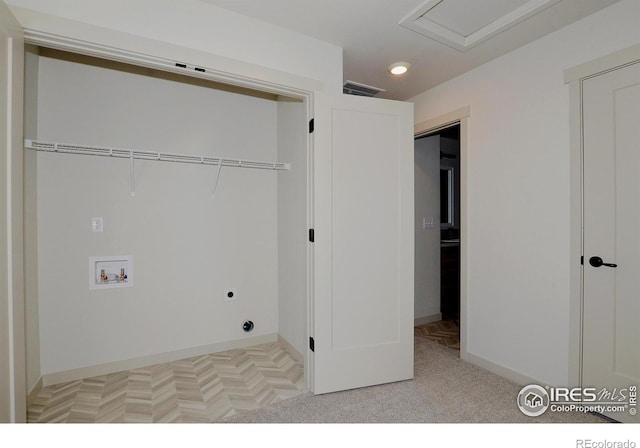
[414,123,461,350]
[22,44,311,392]
[412,106,469,360]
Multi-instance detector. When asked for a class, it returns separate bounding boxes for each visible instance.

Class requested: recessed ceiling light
[388,62,410,75]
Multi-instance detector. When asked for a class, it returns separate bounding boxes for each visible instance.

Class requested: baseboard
[463,351,540,386]
[42,333,278,387]
[414,313,442,326]
[27,376,43,407]
[277,334,304,364]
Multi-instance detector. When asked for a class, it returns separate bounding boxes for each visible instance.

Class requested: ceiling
[200,0,621,100]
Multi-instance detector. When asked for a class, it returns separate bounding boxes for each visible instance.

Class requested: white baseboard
[414,313,442,326]
[277,334,304,364]
[42,333,278,387]
[27,376,43,407]
[463,351,540,386]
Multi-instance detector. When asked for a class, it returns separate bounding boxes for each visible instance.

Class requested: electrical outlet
[423,216,435,229]
[224,289,237,302]
[92,217,103,232]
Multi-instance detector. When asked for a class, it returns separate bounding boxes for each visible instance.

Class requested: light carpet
[223,337,606,423]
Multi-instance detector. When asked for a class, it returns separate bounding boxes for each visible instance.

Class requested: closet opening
[23,45,310,416]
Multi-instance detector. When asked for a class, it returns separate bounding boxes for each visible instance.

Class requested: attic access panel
[400,0,562,51]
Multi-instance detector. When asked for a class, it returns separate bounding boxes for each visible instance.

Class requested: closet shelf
[24,139,290,171]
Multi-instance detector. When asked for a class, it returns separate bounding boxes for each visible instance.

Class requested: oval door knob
[589,256,617,268]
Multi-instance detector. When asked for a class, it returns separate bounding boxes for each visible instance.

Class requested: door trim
[414,106,470,361]
[1,1,26,422]
[566,44,640,388]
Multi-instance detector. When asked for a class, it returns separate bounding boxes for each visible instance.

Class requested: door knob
[589,256,617,268]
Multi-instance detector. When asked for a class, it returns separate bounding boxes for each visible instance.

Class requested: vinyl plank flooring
[28,341,305,423]
[415,320,460,350]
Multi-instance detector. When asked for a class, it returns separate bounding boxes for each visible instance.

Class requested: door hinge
[309,118,314,134]
[309,337,315,352]
[309,228,315,243]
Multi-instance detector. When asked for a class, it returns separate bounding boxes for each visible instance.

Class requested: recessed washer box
[89,255,133,290]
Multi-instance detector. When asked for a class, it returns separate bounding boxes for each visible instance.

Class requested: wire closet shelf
[24,139,290,197]
[24,139,291,171]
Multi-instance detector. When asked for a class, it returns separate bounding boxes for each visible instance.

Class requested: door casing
[565,44,640,388]
[0,0,26,422]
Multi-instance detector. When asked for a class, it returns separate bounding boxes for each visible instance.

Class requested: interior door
[582,61,640,423]
[0,0,26,423]
[312,92,414,394]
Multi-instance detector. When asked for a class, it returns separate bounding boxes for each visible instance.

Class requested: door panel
[0,0,26,423]
[313,92,414,394]
[583,62,640,423]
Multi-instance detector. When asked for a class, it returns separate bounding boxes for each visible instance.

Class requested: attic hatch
[400,0,561,52]
[343,80,385,97]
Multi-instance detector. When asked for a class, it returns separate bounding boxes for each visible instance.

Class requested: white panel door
[583,61,640,423]
[312,92,414,394]
[0,0,26,423]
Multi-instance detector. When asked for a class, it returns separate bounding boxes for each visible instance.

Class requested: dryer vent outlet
[224,289,237,302]
[242,320,254,332]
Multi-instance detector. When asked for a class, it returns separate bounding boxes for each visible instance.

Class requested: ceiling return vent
[343,80,386,97]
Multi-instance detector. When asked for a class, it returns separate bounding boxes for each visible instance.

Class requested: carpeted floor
[222,337,606,423]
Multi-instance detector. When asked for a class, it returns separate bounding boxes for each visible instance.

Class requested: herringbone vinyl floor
[27,341,304,423]
[414,320,460,350]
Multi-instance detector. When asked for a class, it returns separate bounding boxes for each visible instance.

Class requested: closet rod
[24,139,290,171]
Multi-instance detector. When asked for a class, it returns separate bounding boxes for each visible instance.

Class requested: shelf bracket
[212,159,223,197]
[129,149,136,197]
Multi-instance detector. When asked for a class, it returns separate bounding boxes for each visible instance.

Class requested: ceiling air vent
[343,80,385,97]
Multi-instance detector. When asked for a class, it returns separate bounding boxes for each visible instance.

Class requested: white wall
[410,0,640,386]
[34,52,281,375]
[277,101,307,355]
[414,135,440,321]
[6,0,343,95]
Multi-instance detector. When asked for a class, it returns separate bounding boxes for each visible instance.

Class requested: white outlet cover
[92,217,103,232]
